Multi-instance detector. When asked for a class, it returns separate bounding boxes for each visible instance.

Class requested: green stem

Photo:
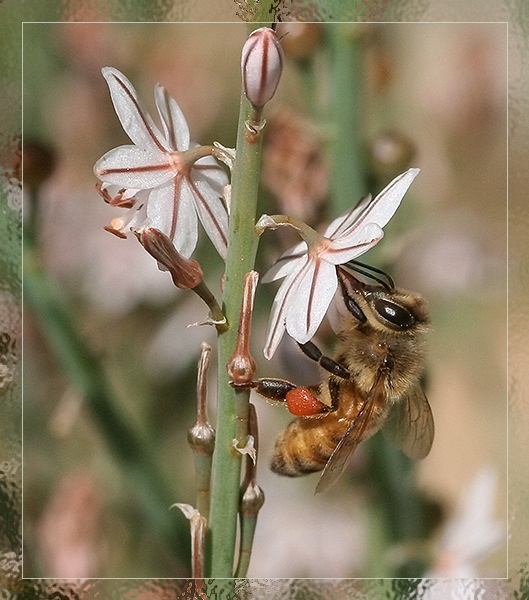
[326,23,367,214]
[207,85,266,577]
[234,513,258,578]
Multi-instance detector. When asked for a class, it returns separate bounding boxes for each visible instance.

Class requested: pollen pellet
[286,387,324,416]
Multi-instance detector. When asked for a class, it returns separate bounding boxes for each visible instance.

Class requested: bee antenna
[345,260,395,291]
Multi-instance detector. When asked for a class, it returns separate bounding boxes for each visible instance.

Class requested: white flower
[259,168,420,359]
[94,67,229,259]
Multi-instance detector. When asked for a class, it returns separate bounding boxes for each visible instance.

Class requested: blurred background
[22,22,507,578]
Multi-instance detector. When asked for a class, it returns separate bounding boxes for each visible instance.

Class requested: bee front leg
[248,378,297,402]
[245,378,329,417]
[298,341,350,380]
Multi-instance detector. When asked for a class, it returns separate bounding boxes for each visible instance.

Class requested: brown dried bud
[138,228,203,289]
[187,422,215,456]
[240,480,265,517]
[227,354,257,387]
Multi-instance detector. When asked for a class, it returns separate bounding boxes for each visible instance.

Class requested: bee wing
[383,384,434,460]
[315,374,386,494]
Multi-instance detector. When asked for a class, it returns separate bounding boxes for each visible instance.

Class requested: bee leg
[249,378,329,417]
[298,341,350,380]
[248,378,297,402]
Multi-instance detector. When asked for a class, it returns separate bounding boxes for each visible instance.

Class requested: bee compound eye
[373,298,415,329]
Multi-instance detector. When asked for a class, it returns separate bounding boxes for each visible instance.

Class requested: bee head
[337,267,429,333]
[364,288,430,332]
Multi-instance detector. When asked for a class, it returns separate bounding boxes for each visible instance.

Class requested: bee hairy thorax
[337,332,417,400]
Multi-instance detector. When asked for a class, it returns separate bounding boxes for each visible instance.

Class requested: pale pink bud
[241,27,284,109]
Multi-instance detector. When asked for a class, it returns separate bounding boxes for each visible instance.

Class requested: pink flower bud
[241,27,284,109]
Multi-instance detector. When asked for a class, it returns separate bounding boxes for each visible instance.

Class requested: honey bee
[249,265,434,493]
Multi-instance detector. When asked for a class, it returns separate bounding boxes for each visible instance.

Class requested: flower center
[308,236,332,258]
[168,151,187,173]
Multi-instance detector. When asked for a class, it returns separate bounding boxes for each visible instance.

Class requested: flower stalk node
[232,436,256,464]
[244,118,267,143]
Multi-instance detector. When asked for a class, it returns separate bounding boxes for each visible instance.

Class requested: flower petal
[94,145,176,190]
[336,168,420,238]
[154,84,190,152]
[192,154,230,192]
[324,193,372,240]
[188,173,229,259]
[102,67,167,153]
[285,259,337,344]
[147,180,198,259]
[261,240,307,283]
[322,222,384,265]
[263,255,310,359]
[94,146,176,190]
[326,290,349,335]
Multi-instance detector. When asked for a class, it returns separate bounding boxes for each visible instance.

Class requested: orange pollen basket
[286,387,325,416]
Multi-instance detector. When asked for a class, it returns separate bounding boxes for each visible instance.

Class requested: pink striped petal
[147,180,198,259]
[261,240,307,283]
[154,84,190,152]
[94,145,176,189]
[336,168,420,238]
[324,194,372,240]
[264,255,310,360]
[192,154,229,191]
[102,67,167,153]
[322,223,383,265]
[285,259,337,344]
[189,174,229,259]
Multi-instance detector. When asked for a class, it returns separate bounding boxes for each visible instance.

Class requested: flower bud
[240,480,265,517]
[241,27,284,110]
[188,422,215,456]
[138,227,203,289]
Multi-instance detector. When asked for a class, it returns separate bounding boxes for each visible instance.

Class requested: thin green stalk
[207,90,266,578]
[326,23,366,213]
[234,404,264,578]
[188,343,215,521]
[235,512,259,578]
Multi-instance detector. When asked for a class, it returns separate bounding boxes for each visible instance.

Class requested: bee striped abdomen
[270,414,348,477]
